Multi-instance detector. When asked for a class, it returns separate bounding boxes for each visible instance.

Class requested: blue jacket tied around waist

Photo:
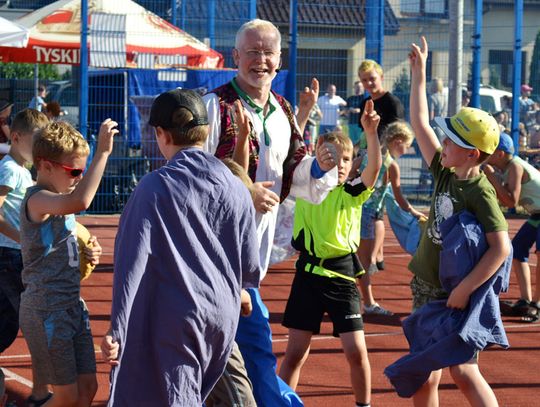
[384,210,512,398]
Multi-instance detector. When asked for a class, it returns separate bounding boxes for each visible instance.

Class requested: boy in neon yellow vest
[279,99,382,407]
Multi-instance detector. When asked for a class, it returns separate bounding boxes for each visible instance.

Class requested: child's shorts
[512,217,540,262]
[360,206,384,240]
[0,247,24,352]
[282,271,363,337]
[19,299,96,385]
[410,275,448,312]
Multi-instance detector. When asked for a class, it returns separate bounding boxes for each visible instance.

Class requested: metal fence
[0,0,539,213]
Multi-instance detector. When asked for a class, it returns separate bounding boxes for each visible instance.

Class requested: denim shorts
[0,247,24,352]
[512,218,540,262]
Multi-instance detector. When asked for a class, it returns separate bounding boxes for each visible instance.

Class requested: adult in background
[318,84,347,134]
[346,81,365,146]
[520,84,536,127]
[0,100,13,159]
[428,78,447,122]
[203,18,338,407]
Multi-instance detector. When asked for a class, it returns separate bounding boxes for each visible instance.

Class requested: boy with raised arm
[279,99,382,407]
[406,36,510,406]
[19,119,118,407]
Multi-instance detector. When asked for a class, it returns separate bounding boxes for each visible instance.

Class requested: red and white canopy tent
[0,0,223,69]
[0,16,29,48]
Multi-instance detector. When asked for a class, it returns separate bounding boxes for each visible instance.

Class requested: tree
[0,62,61,80]
[530,30,540,101]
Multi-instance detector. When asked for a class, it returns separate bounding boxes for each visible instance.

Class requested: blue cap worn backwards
[497,132,514,154]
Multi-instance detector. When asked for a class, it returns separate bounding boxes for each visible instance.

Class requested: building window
[400,0,448,17]
[488,50,527,89]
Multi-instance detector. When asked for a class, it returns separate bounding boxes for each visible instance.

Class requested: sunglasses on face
[39,158,84,177]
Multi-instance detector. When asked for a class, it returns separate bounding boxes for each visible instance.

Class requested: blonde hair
[235,19,281,49]
[383,121,414,147]
[168,107,208,146]
[430,78,444,94]
[321,131,353,155]
[33,121,90,165]
[221,158,253,189]
[358,59,383,76]
[11,108,49,135]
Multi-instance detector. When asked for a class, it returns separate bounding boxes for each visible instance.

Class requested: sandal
[26,392,52,407]
[521,302,540,323]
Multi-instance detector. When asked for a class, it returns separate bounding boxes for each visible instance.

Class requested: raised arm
[360,99,382,188]
[231,100,251,172]
[296,78,320,135]
[28,119,118,220]
[409,36,440,165]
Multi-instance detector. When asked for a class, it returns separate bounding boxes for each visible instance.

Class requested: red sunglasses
[38,158,85,177]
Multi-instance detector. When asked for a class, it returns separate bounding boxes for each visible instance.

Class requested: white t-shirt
[317,94,346,126]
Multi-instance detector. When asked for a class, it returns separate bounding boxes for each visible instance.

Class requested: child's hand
[252,181,279,214]
[84,235,102,266]
[315,137,338,172]
[298,77,319,114]
[446,282,472,310]
[409,36,428,75]
[232,100,251,142]
[101,334,120,366]
[96,118,119,155]
[360,99,380,136]
[240,289,253,317]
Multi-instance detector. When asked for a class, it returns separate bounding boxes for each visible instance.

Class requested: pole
[208,0,215,49]
[180,0,186,30]
[249,0,257,20]
[448,0,464,116]
[171,0,177,27]
[471,0,482,108]
[511,0,523,151]
[80,0,88,137]
[287,0,298,106]
[365,0,384,63]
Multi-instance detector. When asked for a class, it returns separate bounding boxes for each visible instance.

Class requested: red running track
[1,215,539,406]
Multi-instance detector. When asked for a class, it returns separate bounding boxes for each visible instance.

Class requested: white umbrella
[0,16,29,48]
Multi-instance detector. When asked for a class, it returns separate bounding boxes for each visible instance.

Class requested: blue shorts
[361,206,383,240]
[512,217,540,262]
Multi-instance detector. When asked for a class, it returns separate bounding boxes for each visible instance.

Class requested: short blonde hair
[33,121,90,165]
[321,131,353,155]
[383,121,414,147]
[430,78,444,94]
[358,59,383,77]
[11,108,49,135]
[235,19,281,49]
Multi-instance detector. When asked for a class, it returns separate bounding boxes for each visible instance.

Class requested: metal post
[287,0,298,106]
[33,64,39,102]
[365,0,384,63]
[171,0,177,27]
[180,0,186,30]
[80,0,88,137]
[511,0,523,150]
[448,0,464,116]
[249,0,257,20]
[208,0,215,49]
[471,0,482,108]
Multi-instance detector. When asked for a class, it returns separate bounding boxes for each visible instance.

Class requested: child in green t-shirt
[407,36,510,406]
[279,99,382,407]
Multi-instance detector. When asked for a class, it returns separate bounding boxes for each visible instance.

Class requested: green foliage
[0,62,61,80]
[530,30,540,101]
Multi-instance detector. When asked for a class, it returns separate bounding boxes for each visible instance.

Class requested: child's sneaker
[367,263,379,276]
[363,303,393,316]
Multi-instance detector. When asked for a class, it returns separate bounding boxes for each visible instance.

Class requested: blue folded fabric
[385,210,512,398]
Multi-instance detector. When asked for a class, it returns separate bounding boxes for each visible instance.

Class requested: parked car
[46,80,79,127]
[478,85,512,113]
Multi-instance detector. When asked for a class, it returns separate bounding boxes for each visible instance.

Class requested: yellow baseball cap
[434,107,499,154]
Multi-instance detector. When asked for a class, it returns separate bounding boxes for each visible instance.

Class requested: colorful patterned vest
[211,82,306,202]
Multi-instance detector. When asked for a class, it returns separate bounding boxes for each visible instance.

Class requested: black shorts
[282,271,363,337]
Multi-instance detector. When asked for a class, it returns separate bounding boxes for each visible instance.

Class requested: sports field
[2,215,539,406]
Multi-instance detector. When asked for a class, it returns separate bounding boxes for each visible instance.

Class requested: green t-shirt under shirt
[408,150,508,288]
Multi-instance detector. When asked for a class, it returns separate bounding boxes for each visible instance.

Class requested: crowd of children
[0,20,538,407]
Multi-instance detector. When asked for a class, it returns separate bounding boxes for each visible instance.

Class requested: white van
[478,86,512,113]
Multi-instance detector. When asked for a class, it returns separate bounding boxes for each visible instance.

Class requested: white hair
[235,19,281,49]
